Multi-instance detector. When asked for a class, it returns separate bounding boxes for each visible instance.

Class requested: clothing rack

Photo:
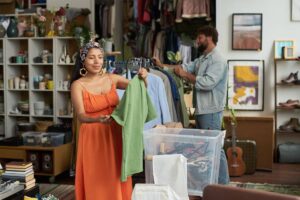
[105,57,155,78]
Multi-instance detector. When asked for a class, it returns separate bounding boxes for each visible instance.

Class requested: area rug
[39,184,75,200]
[38,182,300,199]
[230,182,300,196]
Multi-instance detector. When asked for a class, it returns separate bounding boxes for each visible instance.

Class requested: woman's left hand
[138,67,148,87]
[138,67,148,79]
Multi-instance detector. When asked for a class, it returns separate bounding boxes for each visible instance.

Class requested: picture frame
[232,13,263,51]
[227,60,264,111]
[274,40,295,59]
[283,46,295,59]
[292,0,300,21]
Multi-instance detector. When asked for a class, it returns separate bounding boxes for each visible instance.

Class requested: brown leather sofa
[203,184,300,200]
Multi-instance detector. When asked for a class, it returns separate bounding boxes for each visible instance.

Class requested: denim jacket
[182,48,228,115]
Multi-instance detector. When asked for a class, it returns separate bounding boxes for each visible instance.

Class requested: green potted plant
[166,51,182,64]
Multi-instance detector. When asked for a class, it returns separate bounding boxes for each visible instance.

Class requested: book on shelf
[5,161,32,169]
[2,173,34,183]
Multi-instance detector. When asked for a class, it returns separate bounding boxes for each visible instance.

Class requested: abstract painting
[292,0,300,21]
[232,13,263,51]
[227,60,264,111]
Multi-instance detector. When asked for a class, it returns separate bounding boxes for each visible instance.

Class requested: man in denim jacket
[153,25,229,184]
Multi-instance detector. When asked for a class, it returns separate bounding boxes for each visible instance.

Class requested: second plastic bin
[44,132,65,146]
[22,132,48,146]
[143,128,223,196]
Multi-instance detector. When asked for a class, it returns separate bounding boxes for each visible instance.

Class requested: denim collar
[199,47,217,61]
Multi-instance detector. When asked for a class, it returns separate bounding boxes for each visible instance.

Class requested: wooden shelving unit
[0,36,77,139]
[274,58,300,160]
[0,143,72,182]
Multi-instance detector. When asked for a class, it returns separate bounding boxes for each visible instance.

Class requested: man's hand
[152,57,163,68]
[174,66,196,84]
[174,66,186,78]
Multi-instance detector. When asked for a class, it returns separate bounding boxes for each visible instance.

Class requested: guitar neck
[231,122,237,149]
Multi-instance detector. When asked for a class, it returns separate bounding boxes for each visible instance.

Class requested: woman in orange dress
[71,41,147,200]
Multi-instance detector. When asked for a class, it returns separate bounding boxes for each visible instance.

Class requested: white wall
[47,0,95,31]
[217,0,300,116]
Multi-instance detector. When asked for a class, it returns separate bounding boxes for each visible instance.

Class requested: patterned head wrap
[80,41,104,62]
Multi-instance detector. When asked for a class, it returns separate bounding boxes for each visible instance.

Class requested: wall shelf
[0,37,77,138]
[274,59,300,161]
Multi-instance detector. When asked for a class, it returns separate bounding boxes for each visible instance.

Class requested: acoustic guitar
[226,121,246,177]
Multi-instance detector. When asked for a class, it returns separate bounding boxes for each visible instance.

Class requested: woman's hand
[98,115,112,124]
[138,67,148,79]
[138,67,148,87]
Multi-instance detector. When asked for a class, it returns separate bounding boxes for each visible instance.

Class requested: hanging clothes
[176,0,211,22]
[164,28,179,64]
[111,76,157,182]
[150,68,178,122]
[95,0,114,38]
[163,69,190,127]
[144,73,172,129]
[143,29,155,58]
[179,44,192,65]
[136,25,149,56]
[137,0,144,24]
[175,0,183,23]
[158,69,180,104]
[153,31,167,63]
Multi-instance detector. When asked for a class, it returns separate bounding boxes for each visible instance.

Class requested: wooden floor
[230,163,300,185]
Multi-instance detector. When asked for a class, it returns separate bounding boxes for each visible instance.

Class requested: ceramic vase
[7,18,18,37]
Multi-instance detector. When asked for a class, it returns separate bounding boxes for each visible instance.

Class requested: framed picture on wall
[292,0,300,21]
[274,40,295,59]
[232,13,263,51]
[284,46,295,59]
[227,60,264,111]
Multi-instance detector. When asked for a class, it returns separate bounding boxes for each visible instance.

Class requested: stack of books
[2,161,36,190]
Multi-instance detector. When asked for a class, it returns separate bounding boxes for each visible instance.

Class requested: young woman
[71,41,147,200]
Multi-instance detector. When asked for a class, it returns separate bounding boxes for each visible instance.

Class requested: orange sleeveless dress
[75,81,132,200]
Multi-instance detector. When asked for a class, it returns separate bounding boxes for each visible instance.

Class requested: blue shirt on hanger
[144,73,172,129]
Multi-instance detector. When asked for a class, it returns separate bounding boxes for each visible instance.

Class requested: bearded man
[153,25,230,184]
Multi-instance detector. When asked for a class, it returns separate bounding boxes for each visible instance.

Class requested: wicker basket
[23,30,35,37]
[35,121,53,132]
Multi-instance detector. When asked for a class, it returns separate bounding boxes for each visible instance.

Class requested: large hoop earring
[80,67,87,76]
[99,68,103,76]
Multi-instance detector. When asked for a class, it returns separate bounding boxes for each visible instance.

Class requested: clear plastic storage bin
[22,132,48,146]
[44,132,65,146]
[143,128,223,196]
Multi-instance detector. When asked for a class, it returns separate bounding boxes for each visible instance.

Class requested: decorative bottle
[7,17,19,37]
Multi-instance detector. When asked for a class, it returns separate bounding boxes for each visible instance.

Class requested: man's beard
[198,43,208,53]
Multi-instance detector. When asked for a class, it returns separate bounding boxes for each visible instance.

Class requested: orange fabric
[75,83,132,200]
